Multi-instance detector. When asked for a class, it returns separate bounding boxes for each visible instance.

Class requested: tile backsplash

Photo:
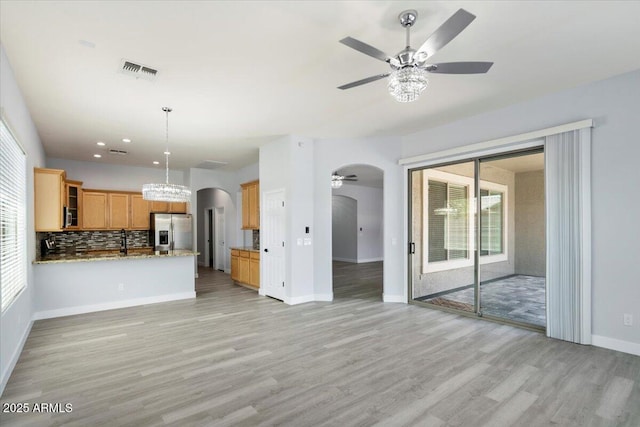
[36,230,149,256]
[252,230,260,250]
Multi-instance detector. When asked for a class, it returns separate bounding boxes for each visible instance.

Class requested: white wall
[33,256,195,319]
[402,69,640,352]
[332,195,357,262]
[314,136,404,302]
[259,136,315,304]
[0,45,47,393]
[333,184,384,262]
[47,157,184,191]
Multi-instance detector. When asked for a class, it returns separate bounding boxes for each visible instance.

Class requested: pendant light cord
[163,107,172,185]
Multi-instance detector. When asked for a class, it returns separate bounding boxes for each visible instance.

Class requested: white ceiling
[2,1,640,171]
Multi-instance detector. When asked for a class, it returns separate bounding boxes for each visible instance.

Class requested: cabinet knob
[264,248,269,253]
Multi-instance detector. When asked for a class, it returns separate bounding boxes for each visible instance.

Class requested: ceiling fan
[338,8,493,102]
[331,172,357,189]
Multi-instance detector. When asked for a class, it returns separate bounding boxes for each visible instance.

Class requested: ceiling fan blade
[340,37,393,63]
[343,178,358,181]
[343,175,357,178]
[426,61,493,74]
[338,73,390,90]
[416,9,476,58]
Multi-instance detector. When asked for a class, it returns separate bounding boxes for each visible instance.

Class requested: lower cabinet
[230,250,239,281]
[230,249,259,289]
[249,252,260,287]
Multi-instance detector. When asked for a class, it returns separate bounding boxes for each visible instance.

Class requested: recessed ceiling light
[93,154,102,158]
[163,151,171,155]
[153,161,159,165]
[96,141,105,146]
[122,138,131,143]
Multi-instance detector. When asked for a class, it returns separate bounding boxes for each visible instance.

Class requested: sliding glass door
[409,149,546,330]
[410,160,476,313]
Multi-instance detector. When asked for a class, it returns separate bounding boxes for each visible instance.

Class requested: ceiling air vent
[195,160,229,170]
[109,149,128,155]
[119,59,158,82]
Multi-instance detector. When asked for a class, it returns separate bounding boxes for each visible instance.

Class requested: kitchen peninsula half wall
[33,251,197,320]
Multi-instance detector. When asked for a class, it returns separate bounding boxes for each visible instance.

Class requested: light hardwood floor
[1,263,638,426]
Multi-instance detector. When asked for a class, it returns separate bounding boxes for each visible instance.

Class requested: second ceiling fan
[338,8,493,102]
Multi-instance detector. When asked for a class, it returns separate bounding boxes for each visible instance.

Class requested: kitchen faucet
[120,229,128,255]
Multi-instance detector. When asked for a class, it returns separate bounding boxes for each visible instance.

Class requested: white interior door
[262,189,286,301]
[214,207,225,271]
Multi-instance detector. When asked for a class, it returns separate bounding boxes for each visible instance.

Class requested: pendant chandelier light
[142,107,191,202]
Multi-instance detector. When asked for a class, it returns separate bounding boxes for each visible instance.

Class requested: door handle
[409,242,415,254]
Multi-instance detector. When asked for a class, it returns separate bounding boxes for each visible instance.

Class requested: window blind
[428,180,447,262]
[0,120,27,312]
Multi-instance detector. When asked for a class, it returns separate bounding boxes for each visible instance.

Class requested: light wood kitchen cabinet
[108,193,130,229]
[150,201,170,213]
[169,202,187,213]
[65,180,82,229]
[241,180,259,230]
[148,201,187,214]
[249,252,260,288]
[230,249,259,289]
[34,168,66,232]
[130,194,151,229]
[82,191,108,230]
[238,251,250,284]
[230,250,239,281]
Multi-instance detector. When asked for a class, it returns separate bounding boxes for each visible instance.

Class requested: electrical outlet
[623,314,633,326]
[118,283,124,292]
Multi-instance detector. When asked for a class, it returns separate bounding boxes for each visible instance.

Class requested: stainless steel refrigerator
[150,213,193,251]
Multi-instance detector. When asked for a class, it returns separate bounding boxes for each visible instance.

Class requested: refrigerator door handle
[170,221,174,251]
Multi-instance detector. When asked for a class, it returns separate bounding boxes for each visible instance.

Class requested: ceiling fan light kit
[338,8,493,103]
[388,67,429,103]
[142,107,192,203]
[331,172,358,189]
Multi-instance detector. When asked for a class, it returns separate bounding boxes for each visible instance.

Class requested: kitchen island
[33,250,198,319]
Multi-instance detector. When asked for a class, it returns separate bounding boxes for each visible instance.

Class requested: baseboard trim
[592,335,640,356]
[357,258,383,263]
[33,292,196,320]
[383,294,406,303]
[314,293,333,302]
[1,319,33,396]
[284,295,315,305]
[332,257,357,263]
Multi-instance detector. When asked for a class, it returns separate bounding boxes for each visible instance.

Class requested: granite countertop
[34,249,199,264]
[230,246,260,253]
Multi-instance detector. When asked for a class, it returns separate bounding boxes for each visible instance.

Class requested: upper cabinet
[241,180,259,230]
[108,193,130,229]
[65,180,83,229]
[82,191,108,230]
[34,167,189,231]
[130,194,151,230]
[34,168,66,232]
[169,202,187,213]
[150,201,187,214]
